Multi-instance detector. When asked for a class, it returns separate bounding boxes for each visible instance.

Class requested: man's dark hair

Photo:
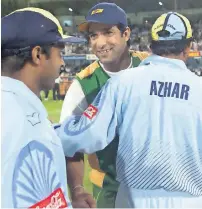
[117,23,131,47]
[1,45,53,74]
[150,38,192,56]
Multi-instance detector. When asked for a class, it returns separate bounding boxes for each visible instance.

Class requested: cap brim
[58,35,86,43]
[78,20,112,32]
[77,20,118,32]
[78,22,89,32]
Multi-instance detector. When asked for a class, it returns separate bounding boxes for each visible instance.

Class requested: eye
[89,33,97,40]
[105,30,114,36]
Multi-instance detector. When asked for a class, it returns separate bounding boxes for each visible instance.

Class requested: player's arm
[60,79,86,192]
[59,78,120,157]
[60,79,88,123]
[60,80,95,208]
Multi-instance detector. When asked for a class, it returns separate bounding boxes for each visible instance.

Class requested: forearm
[66,153,84,197]
[66,154,96,208]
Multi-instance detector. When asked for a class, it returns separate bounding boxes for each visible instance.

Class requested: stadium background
[2,0,202,193]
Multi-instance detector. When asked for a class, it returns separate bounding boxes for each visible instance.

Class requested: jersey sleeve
[59,79,120,157]
[60,79,88,123]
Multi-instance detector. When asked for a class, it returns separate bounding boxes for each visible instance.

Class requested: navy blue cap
[78,2,128,32]
[2,8,86,56]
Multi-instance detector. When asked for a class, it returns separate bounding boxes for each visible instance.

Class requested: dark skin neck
[102,48,131,73]
[160,44,191,62]
[2,65,41,97]
[161,53,186,62]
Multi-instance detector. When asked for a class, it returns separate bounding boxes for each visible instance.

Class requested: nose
[95,34,107,50]
[61,57,65,66]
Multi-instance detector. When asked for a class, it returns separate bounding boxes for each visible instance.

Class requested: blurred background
[2,0,202,98]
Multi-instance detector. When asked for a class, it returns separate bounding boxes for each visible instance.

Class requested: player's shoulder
[62,78,84,97]
[122,64,147,78]
[2,92,25,147]
[185,69,202,86]
[131,50,150,61]
[2,91,24,117]
[110,65,146,88]
[2,91,25,130]
[76,61,100,80]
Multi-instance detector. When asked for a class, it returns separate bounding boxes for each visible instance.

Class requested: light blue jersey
[59,55,202,207]
[2,77,71,208]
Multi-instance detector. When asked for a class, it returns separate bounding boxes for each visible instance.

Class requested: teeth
[100,49,110,54]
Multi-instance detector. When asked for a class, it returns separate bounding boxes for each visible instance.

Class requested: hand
[71,187,96,208]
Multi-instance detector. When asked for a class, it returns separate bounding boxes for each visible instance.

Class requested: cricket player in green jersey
[60,2,149,208]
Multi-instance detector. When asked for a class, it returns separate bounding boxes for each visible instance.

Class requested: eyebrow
[88,26,114,34]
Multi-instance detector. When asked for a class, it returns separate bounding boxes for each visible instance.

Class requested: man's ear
[123,26,131,42]
[31,46,42,65]
[184,42,192,56]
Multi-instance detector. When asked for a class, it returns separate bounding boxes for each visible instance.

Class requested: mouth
[97,48,113,55]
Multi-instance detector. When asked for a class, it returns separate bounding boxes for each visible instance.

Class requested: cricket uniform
[60,51,148,207]
[59,55,202,208]
[1,77,71,208]
[1,6,84,208]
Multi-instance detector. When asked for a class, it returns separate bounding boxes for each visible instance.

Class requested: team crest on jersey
[29,188,67,208]
[83,104,98,119]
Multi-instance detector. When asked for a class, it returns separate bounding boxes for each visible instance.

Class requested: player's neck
[102,49,131,73]
[162,54,186,63]
[161,48,190,63]
[5,67,41,97]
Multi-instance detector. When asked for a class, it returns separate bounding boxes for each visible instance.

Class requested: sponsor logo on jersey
[83,104,98,119]
[29,188,67,208]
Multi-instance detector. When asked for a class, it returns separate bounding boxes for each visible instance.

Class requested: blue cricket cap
[2,7,86,56]
[78,2,128,32]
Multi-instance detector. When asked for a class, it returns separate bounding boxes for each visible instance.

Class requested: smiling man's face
[88,22,130,64]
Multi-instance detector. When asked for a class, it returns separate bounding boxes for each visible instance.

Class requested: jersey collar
[1,76,47,118]
[140,54,188,71]
[99,56,133,76]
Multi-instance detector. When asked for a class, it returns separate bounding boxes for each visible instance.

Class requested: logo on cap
[91,9,104,15]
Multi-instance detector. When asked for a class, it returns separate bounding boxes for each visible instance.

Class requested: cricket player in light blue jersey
[58,12,202,208]
[1,8,86,208]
